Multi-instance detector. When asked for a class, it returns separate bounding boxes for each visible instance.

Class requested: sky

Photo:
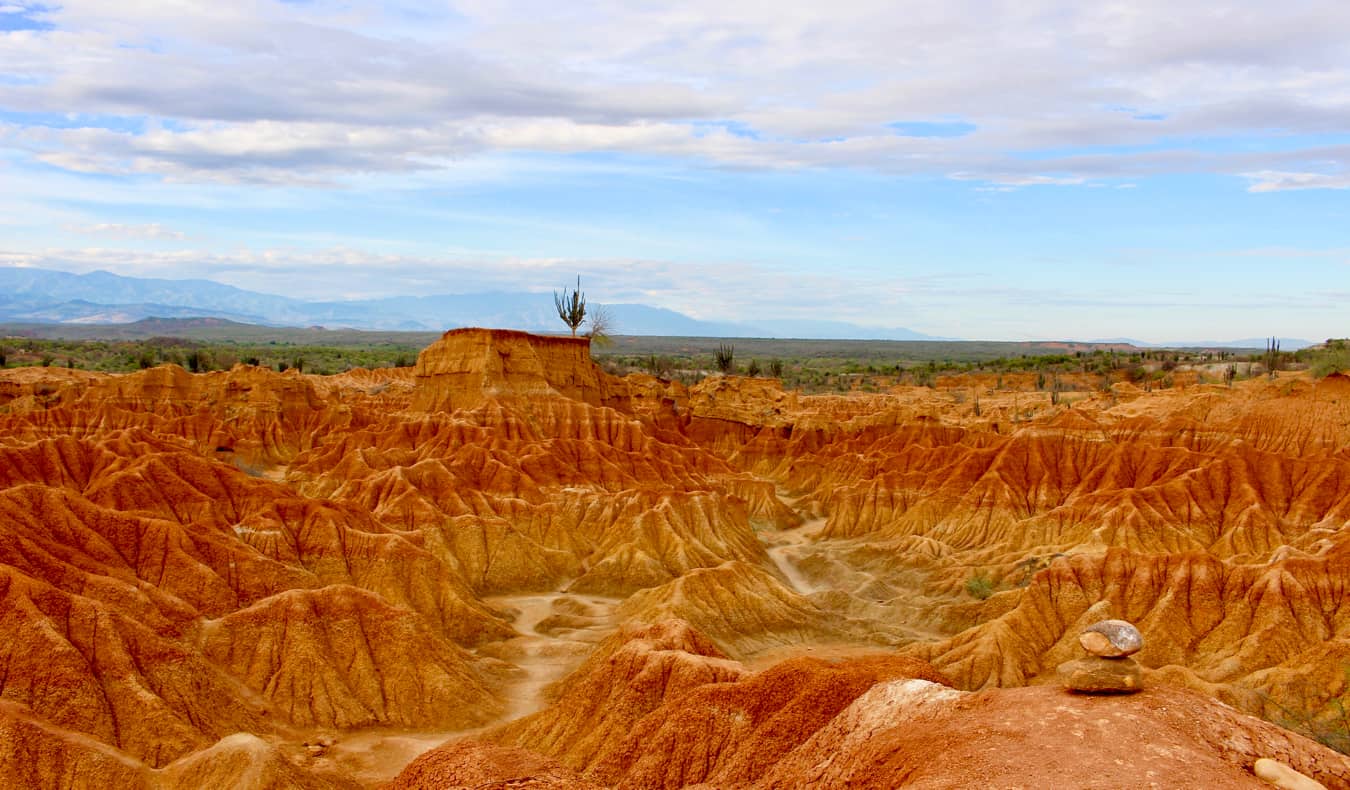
[0,1,1347,342]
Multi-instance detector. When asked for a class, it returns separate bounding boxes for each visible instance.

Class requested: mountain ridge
[0,266,1311,347]
[0,266,949,339]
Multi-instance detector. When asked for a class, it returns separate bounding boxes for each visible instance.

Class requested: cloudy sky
[2,1,1347,341]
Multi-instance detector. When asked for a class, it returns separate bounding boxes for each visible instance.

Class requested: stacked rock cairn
[1059,619,1144,693]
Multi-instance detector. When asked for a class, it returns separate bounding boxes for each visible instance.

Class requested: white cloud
[0,1,1347,187]
[1242,170,1350,192]
[953,173,1088,189]
[66,222,186,240]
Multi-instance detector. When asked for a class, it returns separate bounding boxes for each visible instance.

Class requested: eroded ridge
[2,330,1349,788]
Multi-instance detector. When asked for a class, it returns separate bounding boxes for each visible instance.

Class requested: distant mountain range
[1090,336,1315,351]
[0,266,1316,348]
[0,266,946,340]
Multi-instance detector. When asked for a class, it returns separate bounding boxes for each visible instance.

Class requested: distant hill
[1091,336,1314,351]
[0,266,946,340]
[0,266,1313,347]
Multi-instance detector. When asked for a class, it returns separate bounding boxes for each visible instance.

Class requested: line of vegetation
[1297,339,1350,379]
[0,336,423,375]
[592,339,1305,393]
[6,322,1337,389]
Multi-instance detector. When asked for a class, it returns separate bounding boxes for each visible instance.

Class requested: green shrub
[1310,347,1350,379]
[715,344,735,374]
[965,571,995,600]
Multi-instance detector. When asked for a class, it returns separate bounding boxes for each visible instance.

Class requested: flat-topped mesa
[410,328,615,413]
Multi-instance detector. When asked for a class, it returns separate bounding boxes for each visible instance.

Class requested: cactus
[553,276,587,336]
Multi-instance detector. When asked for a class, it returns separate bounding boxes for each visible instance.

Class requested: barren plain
[2,327,1350,788]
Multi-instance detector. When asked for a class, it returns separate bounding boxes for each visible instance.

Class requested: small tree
[554,276,587,336]
[586,303,614,347]
[715,343,735,374]
[768,358,783,379]
[746,359,761,377]
[0,346,7,368]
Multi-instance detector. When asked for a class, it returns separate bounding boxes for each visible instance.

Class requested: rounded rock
[1254,758,1327,790]
[1079,619,1143,658]
[1058,656,1143,694]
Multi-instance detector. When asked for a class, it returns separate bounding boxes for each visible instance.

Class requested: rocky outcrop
[5,335,1350,787]
[756,682,1350,789]
[390,740,602,790]
[907,544,1350,721]
[407,677,1350,789]
[616,562,856,655]
[410,328,615,413]
[197,586,507,730]
[585,653,950,789]
[490,620,748,770]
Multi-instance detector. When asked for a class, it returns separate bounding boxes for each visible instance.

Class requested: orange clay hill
[2,326,1350,788]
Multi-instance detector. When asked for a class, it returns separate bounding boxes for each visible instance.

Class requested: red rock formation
[616,562,854,655]
[756,681,1350,789]
[5,332,1350,787]
[908,544,1350,718]
[410,328,616,413]
[197,586,506,729]
[0,563,268,766]
[587,653,950,789]
[390,740,602,790]
[408,661,1350,790]
[490,620,748,771]
[0,699,149,789]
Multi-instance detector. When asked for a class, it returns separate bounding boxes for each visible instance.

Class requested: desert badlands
[2,327,1350,789]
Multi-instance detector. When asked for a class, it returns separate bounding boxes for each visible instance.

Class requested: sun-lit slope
[907,544,1350,719]
[3,331,1349,788]
[615,561,860,655]
[470,619,946,786]
[725,378,1350,571]
[683,370,1350,725]
[0,435,508,640]
[753,682,1350,789]
[0,361,521,778]
[284,328,796,596]
[389,740,601,790]
[487,620,749,772]
[581,652,949,789]
[401,619,1350,790]
[0,455,512,766]
[0,330,832,786]
[197,586,508,730]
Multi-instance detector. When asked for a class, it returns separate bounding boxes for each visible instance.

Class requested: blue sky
[1,0,1347,341]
